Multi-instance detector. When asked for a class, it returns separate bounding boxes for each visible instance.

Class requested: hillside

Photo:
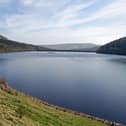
[0,79,112,126]
[0,35,100,53]
[0,35,49,52]
[0,35,8,40]
[97,37,126,55]
[43,43,100,52]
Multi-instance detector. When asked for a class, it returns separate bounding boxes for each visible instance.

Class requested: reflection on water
[109,58,126,64]
[0,52,126,124]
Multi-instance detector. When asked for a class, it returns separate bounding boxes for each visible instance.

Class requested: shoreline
[13,88,125,126]
[24,93,124,126]
[0,79,125,126]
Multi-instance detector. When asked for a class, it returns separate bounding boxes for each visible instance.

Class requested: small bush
[16,106,27,118]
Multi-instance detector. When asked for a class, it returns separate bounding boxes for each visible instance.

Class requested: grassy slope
[97,37,126,55]
[0,38,49,53]
[0,89,108,126]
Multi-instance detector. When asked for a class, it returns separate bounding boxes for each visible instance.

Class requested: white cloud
[7,22,126,45]
[4,0,97,31]
[22,0,34,5]
[2,0,126,45]
[54,0,126,27]
[54,0,96,20]
[20,0,69,9]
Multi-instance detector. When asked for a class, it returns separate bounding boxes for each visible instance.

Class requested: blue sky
[0,0,126,45]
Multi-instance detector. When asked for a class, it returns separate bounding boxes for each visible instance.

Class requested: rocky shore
[29,95,125,126]
[0,79,125,126]
[0,79,14,94]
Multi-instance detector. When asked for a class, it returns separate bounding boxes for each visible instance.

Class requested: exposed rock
[0,79,14,94]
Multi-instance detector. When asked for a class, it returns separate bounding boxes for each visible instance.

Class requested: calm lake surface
[0,52,126,124]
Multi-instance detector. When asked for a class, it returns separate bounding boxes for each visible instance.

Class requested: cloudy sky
[0,0,126,45]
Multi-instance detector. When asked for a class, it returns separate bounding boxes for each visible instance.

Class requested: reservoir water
[0,52,126,124]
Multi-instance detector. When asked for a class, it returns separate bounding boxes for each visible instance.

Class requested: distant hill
[0,35,100,53]
[0,35,49,52]
[97,37,126,55]
[43,43,100,52]
[0,35,8,40]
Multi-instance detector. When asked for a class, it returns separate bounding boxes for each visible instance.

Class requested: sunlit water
[0,52,126,124]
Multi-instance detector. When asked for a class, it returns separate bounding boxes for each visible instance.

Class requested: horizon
[0,0,126,45]
[0,34,123,46]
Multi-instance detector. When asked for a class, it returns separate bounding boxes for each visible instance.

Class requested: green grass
[0,89,108,126]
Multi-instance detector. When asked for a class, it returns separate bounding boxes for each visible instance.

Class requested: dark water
[0,52,126,124]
